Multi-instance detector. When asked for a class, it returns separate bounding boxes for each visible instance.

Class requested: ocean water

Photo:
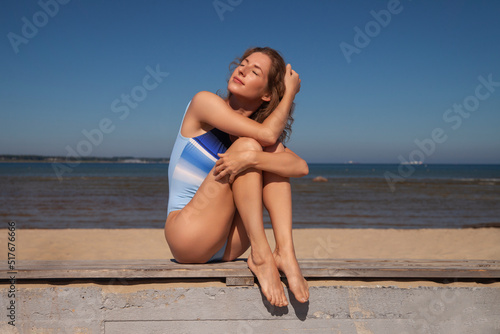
[1,162,499,229]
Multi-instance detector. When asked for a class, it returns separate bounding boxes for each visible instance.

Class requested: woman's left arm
[214,142,309,183]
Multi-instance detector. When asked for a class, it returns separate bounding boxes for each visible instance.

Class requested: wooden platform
[2,259,499,286]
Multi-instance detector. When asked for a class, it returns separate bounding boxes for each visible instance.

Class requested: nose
[238,66,247,77]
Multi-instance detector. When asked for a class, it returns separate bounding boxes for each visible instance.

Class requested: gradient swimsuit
[167,102,232,262]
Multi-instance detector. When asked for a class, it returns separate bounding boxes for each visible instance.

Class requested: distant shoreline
[0,155,169,164]
[1,155,498,165]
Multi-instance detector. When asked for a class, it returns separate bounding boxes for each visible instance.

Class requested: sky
[1,0,500,164]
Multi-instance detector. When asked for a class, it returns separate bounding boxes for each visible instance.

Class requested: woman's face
[228,52,272,104]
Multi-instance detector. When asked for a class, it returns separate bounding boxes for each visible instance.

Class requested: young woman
[165,47,309,307]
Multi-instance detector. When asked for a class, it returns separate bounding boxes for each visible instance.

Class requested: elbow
[297,159,309,178]
[259,133,279,147]
[256,124,283,147]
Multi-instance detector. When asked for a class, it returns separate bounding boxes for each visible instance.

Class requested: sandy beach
[2,227,498,261]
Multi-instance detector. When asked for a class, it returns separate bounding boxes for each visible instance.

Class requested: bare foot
[247,252,288,307]
[273,249,309,303]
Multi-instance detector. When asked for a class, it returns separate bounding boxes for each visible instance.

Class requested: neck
[227,94,262,117]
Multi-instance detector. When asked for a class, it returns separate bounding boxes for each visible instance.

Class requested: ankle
[250,248,273,264]
[274,245,296,257]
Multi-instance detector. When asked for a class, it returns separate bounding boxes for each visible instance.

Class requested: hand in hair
[284,64,301,97]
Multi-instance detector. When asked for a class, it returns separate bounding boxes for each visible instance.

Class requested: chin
[227,81,239,94]
[227,85,244,99]
[227,83,260,103]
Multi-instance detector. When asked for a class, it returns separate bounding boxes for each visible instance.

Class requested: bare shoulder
[185,90,265,142]
[179,92,217,137]
[190,91,224,111]
[187,90,233,125]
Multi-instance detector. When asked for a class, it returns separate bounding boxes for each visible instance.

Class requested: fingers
[215,153,225,168]
[214,170,223,180]
[214,169,235,184]
[214,153,225,174]
[286,64,295,77]
[213,158,233,183]
[286,63,299,77]
[285,64,300,95]
[214,162,226,179]
[213,163,224,180]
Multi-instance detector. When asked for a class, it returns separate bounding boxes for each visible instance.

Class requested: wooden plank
[0,259,252,280]
[298,259,500,278]
[1,259,499,284]
[226,276,254,286]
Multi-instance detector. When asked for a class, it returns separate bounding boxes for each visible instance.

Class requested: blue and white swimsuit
[167,102,232,261]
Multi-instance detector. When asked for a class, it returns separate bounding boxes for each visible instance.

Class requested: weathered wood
[226,276,254,286]
[1,259,498,286]
[298,259,500,278]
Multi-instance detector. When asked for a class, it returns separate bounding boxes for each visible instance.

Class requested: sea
[1,162,499,229]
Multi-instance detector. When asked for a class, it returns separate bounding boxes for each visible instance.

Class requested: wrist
[282,90,295,101]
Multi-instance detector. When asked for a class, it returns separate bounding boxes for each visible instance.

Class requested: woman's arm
[187,65,300,147]
[214,142,309,183]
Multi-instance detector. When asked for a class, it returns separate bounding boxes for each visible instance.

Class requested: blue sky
[1,0,499,163]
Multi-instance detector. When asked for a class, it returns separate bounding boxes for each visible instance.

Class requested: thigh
[165,137,264,263]
[165,167,235,263]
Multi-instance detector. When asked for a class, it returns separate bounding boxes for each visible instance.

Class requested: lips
[233,76,244,85]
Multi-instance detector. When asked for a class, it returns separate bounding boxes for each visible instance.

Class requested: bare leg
[230,139,287,307]
[222,210,250,261]
[263,142,309,303]
[165,137,287,306]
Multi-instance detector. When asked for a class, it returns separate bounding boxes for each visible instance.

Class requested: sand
[1,227,498,261]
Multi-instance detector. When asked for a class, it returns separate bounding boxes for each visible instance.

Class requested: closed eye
[240,59,261,76]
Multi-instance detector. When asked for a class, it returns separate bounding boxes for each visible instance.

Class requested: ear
[261,91,271,102]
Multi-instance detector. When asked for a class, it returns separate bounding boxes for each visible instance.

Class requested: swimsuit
[167,102,232,262]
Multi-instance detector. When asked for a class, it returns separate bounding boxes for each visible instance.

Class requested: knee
[230,137,263,152]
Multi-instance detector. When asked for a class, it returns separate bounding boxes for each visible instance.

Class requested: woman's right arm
[188,65,300,147]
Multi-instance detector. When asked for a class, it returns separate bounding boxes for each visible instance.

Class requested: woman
[165,47,309,307]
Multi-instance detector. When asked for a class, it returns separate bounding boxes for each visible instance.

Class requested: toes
[275,293,285,307]
[265,290,275,306]
[280,290,288,307]
[268,288,288,307]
